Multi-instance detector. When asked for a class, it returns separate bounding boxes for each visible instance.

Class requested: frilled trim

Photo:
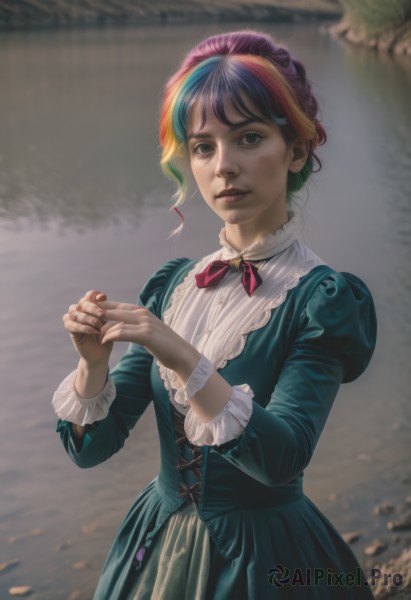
[182,354,214,405]
[184,384,254,446]
[219,211,296,260]
[52,369,116,426]
[215,257,324,369]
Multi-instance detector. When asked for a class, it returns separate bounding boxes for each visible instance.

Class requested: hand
[99,300,233,423]
[99,301,200,377]
[63,290,113,366]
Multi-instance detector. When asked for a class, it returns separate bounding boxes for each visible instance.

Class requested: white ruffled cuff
[173,353,215,408]
[52,369,116,426]
[184,383,254,446]
[184,354,214,399]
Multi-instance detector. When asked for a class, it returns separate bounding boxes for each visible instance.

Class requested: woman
[53,31,377,599]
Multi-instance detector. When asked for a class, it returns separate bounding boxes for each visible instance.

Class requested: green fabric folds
[55,258,377,600]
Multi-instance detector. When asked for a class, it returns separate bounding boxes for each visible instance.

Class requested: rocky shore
[0,0,342,29]
[339,497,411,598]
[370,547,411,599]
[329,19,411,56]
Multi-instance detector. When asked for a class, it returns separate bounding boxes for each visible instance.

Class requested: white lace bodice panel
[158,238,325,412]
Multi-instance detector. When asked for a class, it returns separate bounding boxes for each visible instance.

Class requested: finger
[77,299,105,319]
[97,301,140,311]
[102,307,147,324]
[66,308,103,330]
[63,313,101,335]
[84,290,106,302]
[101,321,116,337]
[101,321,131,345]
[72,313,103,330]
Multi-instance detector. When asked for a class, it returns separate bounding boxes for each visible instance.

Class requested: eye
[240,132,262,145]
[192,142,213,155]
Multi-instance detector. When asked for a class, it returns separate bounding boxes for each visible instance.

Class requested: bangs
[172,56,288,144]
[159,46,324,219]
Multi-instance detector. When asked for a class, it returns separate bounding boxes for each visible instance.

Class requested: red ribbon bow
[195,257,262,297]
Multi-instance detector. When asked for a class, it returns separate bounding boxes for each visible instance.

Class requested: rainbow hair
[159,31,326,230]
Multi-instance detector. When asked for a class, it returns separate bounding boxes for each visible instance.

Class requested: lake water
[0,21,410,599]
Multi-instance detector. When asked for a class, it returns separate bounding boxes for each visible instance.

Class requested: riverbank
[369,546,411,598]
[329,18,411,55]
[0,0,341,30]
[330,492,411,598]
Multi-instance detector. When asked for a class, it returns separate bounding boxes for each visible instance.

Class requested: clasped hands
[63,290,200,380]
[64,290,232,422]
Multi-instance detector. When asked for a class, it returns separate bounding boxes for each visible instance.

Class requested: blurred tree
[340,0,411,35]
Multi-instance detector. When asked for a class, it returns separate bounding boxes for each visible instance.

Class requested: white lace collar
[218,212,297,261]
[158,224,326,414]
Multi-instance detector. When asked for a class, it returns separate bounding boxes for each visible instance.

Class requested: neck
[224,211,290,253]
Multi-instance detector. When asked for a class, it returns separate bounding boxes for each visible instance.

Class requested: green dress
[56,257,377,599]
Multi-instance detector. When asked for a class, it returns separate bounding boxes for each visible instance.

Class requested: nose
[215,145,240,178]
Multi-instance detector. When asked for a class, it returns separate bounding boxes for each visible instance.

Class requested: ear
[288,138,309,173]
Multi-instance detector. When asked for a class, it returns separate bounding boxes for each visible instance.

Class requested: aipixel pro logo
[268,564,291,587]
[268,564,403,588]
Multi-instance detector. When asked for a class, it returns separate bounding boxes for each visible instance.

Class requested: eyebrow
[187,117,266,140]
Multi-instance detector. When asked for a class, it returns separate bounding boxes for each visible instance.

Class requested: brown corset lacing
[171,404,203,506]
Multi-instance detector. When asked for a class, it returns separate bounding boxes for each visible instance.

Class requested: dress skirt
[128,502,210,600]
[124,497,375,600]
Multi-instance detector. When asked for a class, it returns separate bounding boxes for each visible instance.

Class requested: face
[186,98,299,245]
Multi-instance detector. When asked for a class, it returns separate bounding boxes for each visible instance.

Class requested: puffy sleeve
[55,258,191,468]
[210,272,377,486]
